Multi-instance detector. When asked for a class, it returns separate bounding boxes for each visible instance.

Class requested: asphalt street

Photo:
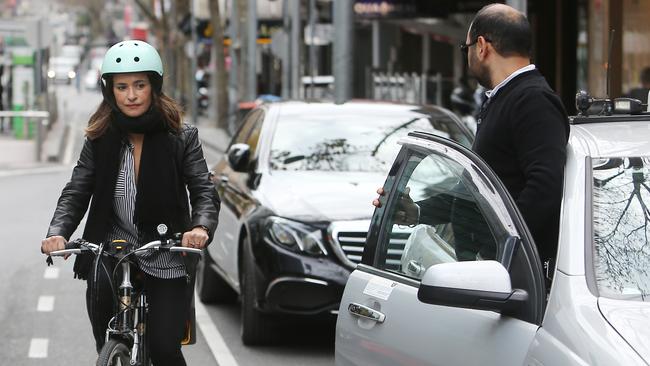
[0,84,334,365]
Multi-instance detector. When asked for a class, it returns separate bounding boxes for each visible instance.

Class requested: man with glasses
[374,4,569,273]
[463,3,569,269]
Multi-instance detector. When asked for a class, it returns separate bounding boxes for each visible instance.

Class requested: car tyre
[240,236,275,345]
[196,249,237,304]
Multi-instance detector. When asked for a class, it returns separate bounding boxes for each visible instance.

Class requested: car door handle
[348,303,386,323]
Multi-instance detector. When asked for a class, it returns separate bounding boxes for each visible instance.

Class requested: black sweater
[472,69,569,262]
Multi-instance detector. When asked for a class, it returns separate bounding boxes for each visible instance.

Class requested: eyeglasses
[460,37,492,57]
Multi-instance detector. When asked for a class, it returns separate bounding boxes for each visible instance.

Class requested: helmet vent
[134,57,140,62]
[134,43,139,46]
[119,44,123,47]
[116,58,121,63]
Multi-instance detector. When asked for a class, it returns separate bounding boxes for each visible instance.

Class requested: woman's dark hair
[469,4,531,58]
[86,72,183,139]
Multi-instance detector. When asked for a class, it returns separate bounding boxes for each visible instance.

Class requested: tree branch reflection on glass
[593,157,650,301]
[271,138,390,172]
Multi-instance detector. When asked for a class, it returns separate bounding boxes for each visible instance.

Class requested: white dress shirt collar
[485,64,536,99]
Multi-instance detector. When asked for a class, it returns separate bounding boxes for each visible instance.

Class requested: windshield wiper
[283,155,306,164]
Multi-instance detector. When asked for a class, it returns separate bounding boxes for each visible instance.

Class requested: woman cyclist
[41,40,219,366]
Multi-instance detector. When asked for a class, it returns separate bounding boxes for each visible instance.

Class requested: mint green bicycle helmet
[101,40,163,77]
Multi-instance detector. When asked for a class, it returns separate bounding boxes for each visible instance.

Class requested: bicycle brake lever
[156,239,173,251]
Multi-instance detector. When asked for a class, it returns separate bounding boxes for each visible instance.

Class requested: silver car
[48,57,77,84]
[336,99,650,365]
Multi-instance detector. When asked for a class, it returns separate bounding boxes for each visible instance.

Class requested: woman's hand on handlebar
[182,227,209,250]
[41,236,69,258]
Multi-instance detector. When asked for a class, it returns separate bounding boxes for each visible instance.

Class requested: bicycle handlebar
[48,237,202,258]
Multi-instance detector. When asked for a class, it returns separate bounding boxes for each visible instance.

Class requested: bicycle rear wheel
[96,339,131,366]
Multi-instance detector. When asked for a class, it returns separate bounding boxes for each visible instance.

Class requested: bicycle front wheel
[96,339,131,366]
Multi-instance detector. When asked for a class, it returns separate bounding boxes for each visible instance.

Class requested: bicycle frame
[47,236,201,366]
[105,248,150,366]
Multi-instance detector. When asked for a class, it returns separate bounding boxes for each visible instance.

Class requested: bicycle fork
[131,292,147,365]
[116,262,145,366]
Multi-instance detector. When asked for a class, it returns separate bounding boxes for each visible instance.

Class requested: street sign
[304,24,334,46]
[193,0,212,20]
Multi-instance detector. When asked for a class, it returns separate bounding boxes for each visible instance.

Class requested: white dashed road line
[34,267,59,361]
[194,294,239,366]
[28,338,48,358]
[37,296,55,312]
[44,267,60,279]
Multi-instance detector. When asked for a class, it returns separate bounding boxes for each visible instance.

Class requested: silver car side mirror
[417,260,528,315]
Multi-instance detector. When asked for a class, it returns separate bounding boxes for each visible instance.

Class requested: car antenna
[576,29,616,117]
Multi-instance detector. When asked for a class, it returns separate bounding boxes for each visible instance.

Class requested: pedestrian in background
[41,40,219,366]
[624,66,650,105]
[74,64,81,93]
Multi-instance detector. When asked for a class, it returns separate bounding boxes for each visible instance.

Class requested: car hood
[599,297,650,362]
[256,170,385,222]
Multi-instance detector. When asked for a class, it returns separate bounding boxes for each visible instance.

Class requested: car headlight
[267,217,328,256]
[68,70,76,79]
[47,70,55,78]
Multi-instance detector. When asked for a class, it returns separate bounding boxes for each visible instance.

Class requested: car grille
[335,231,366,264]
[329,220,408,270]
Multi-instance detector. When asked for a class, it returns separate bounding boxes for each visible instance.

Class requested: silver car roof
[570,121,650,157]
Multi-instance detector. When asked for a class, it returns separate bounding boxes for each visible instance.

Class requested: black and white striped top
[105,141,186,279]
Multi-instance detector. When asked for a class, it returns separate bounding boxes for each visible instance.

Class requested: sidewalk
[194,115,230,153]
[0,134,38,169]
[0,117,66,170]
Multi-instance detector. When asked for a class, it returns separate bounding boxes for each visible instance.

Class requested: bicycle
[47,229,201,366]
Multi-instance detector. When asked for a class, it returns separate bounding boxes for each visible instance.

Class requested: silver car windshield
[270,109,472,172]
[593,157,650,301]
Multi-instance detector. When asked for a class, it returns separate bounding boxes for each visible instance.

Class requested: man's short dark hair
[469,4,531,58]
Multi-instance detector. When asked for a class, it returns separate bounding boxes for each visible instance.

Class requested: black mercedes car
[197,100,473,345]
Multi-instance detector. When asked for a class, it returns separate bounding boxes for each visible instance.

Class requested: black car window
[269,107,471,172]
[231,109,264,147]
[375,150,510,281]
[245,117,264,159]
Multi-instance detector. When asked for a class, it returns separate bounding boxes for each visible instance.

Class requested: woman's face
[112,72,152,117]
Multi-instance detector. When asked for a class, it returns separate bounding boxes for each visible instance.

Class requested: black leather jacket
[47,124,220,279]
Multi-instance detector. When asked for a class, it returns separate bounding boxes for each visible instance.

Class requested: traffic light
[197,20,212,39]
[178,15,212,39]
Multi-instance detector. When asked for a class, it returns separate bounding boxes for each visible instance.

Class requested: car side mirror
[417,260,527,315]
[227,143,251,172]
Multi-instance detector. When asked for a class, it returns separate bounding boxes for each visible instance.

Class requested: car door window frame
[376,148,513,277]
[375,143,518,269]
[362,133,547,324]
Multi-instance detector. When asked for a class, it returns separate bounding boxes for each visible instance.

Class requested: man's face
[465,30,492,89]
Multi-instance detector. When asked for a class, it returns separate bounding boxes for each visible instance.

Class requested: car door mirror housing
[227,143,251,172]
[417,260,528,315]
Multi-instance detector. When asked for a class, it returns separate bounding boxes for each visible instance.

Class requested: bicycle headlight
[267,217,328,256]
